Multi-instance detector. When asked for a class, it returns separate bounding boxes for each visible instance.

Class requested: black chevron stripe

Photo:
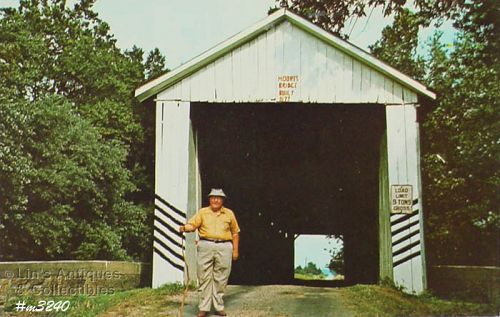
[393,240,420,257]
[153,247,184,272]
[154,214,183,238]
[154,236,184,262]
[393,251,421,267]
[155,204,184,227]
[154,223,183,249]
[155,194,187,218]
[392,229,420,248]
[392,219,420,236]
[412,198,418,206]
[390,209,419,227]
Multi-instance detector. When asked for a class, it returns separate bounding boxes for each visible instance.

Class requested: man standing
[179,188,240,317]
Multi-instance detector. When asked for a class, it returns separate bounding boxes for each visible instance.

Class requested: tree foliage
[0,0,168,261]
[284,0,499,265]
[0,96,148,260]
[327,236,345,275]
[277,0,495,38]
[295,262,324,276]
[422,30,499,265]
[145,48,168,80]
[0,0,148,144]
[369,9,426,81]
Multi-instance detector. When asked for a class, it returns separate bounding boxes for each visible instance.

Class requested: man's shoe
[197,311,208,317]
[215,311,227,316]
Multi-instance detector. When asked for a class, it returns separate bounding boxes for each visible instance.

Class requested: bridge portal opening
[294,234,345,281]
[190,102,385,286]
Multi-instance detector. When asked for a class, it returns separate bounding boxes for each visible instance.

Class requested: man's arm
[179,211,202,233]
[232,233,239,261]
[179,224,196,233]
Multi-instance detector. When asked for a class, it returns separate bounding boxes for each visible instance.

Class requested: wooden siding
[157,21,418,105]
[378,131,393,281]
[186,119,201,283]
[386,104,426,294]
[152,101,190,287]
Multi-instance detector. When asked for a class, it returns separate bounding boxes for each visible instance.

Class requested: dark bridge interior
[191,102,385,286]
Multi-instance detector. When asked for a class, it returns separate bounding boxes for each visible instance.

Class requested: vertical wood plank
[351,59,362,103]
[152,101,190,287]
[403,87,417,103]
[371,69,385,103]
[299,25,318,102]
[342,54,353,103]
[282,21,302,102]
[232,46,243,101]
[415,120,428,290]
[238,42,249,101]
[274,22,285,102]
[378,131,393,281]
[244,40,259,102]
[186,117,199,282]
[316,41,329,103]
[214,53,233,102]
[181,78,190,101]
[197,65,211,101]
[256,32,267,102]
[329,46,344,102]
[384,77,394,104]
[361,64,372,103]
[265,26,277,101]
[188,68,203,102]
[393,82,404,104]
[324,44,336,102]
[386,105,406,184]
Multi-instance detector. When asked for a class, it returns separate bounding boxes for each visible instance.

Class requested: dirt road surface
[181,285,353,317]
[96,284,496,317]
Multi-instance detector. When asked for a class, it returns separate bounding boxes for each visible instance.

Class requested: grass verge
[340,284,498,316]
[3,283,186,317]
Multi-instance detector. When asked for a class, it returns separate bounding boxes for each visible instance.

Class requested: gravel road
[182,285,353,317]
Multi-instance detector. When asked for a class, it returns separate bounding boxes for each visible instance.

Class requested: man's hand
[232,233,240,261]
[179,224,193,233]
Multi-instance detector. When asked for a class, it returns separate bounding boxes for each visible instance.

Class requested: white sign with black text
[391,185,413,214]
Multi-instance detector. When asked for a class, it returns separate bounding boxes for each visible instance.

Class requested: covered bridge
[135,8,436,294]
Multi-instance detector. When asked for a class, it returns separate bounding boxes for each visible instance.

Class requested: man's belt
[200,237,232,243]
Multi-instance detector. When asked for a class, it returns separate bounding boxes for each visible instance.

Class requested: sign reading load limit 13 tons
[391,185,413,214]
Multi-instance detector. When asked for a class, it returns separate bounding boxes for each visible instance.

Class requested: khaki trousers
[197,239,233,312]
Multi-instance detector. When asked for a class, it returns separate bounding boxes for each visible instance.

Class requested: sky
[1,0,456,69]
[294,234,342,271]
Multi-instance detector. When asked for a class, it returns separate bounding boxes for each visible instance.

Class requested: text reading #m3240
[15,300,70,313]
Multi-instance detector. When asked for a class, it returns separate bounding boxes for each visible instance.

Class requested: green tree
[145,47,168,80]
[327,236,345,275]
[422,30,499,266]
[0,0,167,261]
[277,0,485,38]
[369,9,426,81]
[0,96,148,260]
[0,0,143,167]
[295,262,323,276]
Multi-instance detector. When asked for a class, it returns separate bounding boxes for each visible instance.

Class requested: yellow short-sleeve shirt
[187,207,240,241]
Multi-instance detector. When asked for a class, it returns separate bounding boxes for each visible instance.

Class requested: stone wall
[428,265,500,305]
[0,261,151,298]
